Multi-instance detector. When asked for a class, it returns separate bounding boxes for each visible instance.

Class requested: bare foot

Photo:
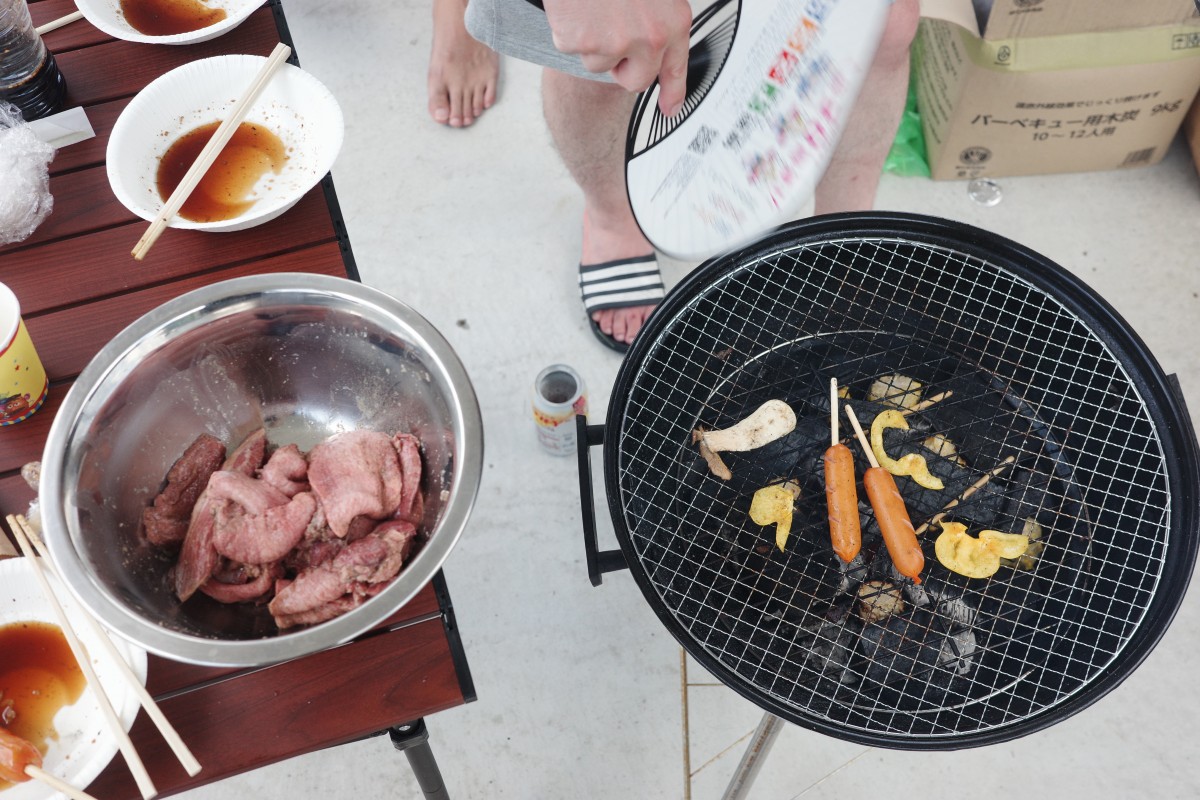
[582,207,658,347]
[428,0,500,127]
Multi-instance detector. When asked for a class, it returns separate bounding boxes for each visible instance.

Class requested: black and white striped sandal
[578,255,666,353]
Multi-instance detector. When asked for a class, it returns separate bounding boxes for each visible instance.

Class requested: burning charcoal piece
[857,580,904,623]
[856,608,975,691]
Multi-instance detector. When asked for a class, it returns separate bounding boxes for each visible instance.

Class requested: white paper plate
[106,54,344,233]
[0,558,147,800]
[74,0,267,45]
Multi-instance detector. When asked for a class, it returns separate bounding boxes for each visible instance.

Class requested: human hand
[543,0,693,117]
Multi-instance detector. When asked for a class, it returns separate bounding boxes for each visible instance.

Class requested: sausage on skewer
[824,379,861,562]
[844,405,924,584]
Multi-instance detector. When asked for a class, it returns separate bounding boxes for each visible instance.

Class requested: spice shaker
[0,0,67,120]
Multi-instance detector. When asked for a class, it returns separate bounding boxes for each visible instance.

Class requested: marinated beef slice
[307,431,407,538]
[145,427,425,630]
[269,520,417,629]
[141,434,226,546]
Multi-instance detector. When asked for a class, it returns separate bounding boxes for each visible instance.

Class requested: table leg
[389,719,450,799]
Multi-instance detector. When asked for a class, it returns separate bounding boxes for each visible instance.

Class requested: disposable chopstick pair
[130,41,292,261]
[23,763,97,800]
[6,516,157,799]
[10,515,203,779]
[35,9,84,35]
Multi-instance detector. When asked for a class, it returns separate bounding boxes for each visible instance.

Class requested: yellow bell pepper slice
[750,481,801,552]
[870,409,945,491]
[934,521,1030,578]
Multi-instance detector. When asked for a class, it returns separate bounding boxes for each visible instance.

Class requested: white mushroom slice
[924,433,967,466]
[868,374,923,410]
[698,400,797,453]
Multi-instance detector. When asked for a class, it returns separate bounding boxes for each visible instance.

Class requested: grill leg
[389,719,450,800]
[720,713,785,800]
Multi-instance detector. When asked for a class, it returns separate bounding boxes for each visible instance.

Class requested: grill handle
[576,414,629,586]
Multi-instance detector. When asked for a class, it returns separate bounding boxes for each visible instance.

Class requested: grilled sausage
[863,466,924,583]
[823,443,861,562]
[0,727,42,784]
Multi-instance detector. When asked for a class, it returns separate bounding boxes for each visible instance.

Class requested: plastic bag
[0,101,54,245]
[883,53,931,178]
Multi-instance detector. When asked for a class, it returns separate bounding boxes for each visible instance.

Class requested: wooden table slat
[88,616,464,800]
[1,188,338,314]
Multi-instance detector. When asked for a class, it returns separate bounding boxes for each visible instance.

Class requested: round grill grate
[604,214,1198,747]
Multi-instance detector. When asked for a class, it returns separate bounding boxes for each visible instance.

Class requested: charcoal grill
[576,213,1199,749]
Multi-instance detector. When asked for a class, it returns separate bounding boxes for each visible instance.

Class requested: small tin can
[0,281,48,426]
[531,364,588,456]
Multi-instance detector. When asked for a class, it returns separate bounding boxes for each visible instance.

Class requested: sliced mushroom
[693,400,797,479]
[698,399,797,453]
[934,521,1029,579]
[868,374,923,411]
[749,480,801,552]
[923,433,966,467]
[1001,517,1045,570]
[870,409,945,491]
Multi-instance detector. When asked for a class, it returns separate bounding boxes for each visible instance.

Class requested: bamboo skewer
[13,516,203,778]
[25,764,101,800]
[830,378,839,447]
[902,389,952,416]
[131,42,292,261]
[914,456,1018,537]
[6,517,158,800]
[35,9,84,35]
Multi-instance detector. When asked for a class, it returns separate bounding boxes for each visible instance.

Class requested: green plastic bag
[883,51,930,178]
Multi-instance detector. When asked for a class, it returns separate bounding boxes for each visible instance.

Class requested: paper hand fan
[626,0,890,260]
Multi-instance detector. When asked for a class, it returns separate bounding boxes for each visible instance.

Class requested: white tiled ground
[179,1,1200,798]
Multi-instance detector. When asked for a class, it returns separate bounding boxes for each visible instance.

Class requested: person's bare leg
[428,0,500,127]
[542,68,655,347]
[814,0,919,214]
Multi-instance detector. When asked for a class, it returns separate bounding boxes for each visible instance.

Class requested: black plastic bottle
[0,0,67,120]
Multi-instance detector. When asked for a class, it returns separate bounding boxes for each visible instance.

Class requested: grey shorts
[464,0,614,83]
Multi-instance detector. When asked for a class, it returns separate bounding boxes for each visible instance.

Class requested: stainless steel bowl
[40,273,483,666]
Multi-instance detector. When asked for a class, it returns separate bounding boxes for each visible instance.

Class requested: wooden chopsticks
[35,9,84,35]
[10,515,203,778]
[24,763,99,800]
[131,42,292,261]
[6,515,158,799]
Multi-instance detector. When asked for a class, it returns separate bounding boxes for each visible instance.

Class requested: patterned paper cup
[0,282,48,426]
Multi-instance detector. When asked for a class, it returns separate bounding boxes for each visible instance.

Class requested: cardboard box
[915,0,1200,179]
[1186,93,1200,175]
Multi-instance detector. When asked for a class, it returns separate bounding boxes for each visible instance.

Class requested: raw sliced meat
[173,429,270,601]
[307,430,405,538]
[212,492,317,564]
[199,561,282,603]
[207,470,290,514]
[258,444,309,497]
[142,433,225,546]
[392,433,423,523]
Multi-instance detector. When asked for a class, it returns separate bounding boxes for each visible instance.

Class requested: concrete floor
[177,1,1200,798]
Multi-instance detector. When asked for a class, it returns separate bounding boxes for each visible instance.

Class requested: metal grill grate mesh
[614,235,1171,742]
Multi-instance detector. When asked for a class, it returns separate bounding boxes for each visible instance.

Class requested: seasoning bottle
[0,0,67,120]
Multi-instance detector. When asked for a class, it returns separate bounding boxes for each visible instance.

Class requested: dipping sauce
[120,0,227,36]
[156,120,290,223]
[0,621,85,788]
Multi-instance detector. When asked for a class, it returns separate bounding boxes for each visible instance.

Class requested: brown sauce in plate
[156,120,290,223]
[120,0,227,36]
[0,621,85,786]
